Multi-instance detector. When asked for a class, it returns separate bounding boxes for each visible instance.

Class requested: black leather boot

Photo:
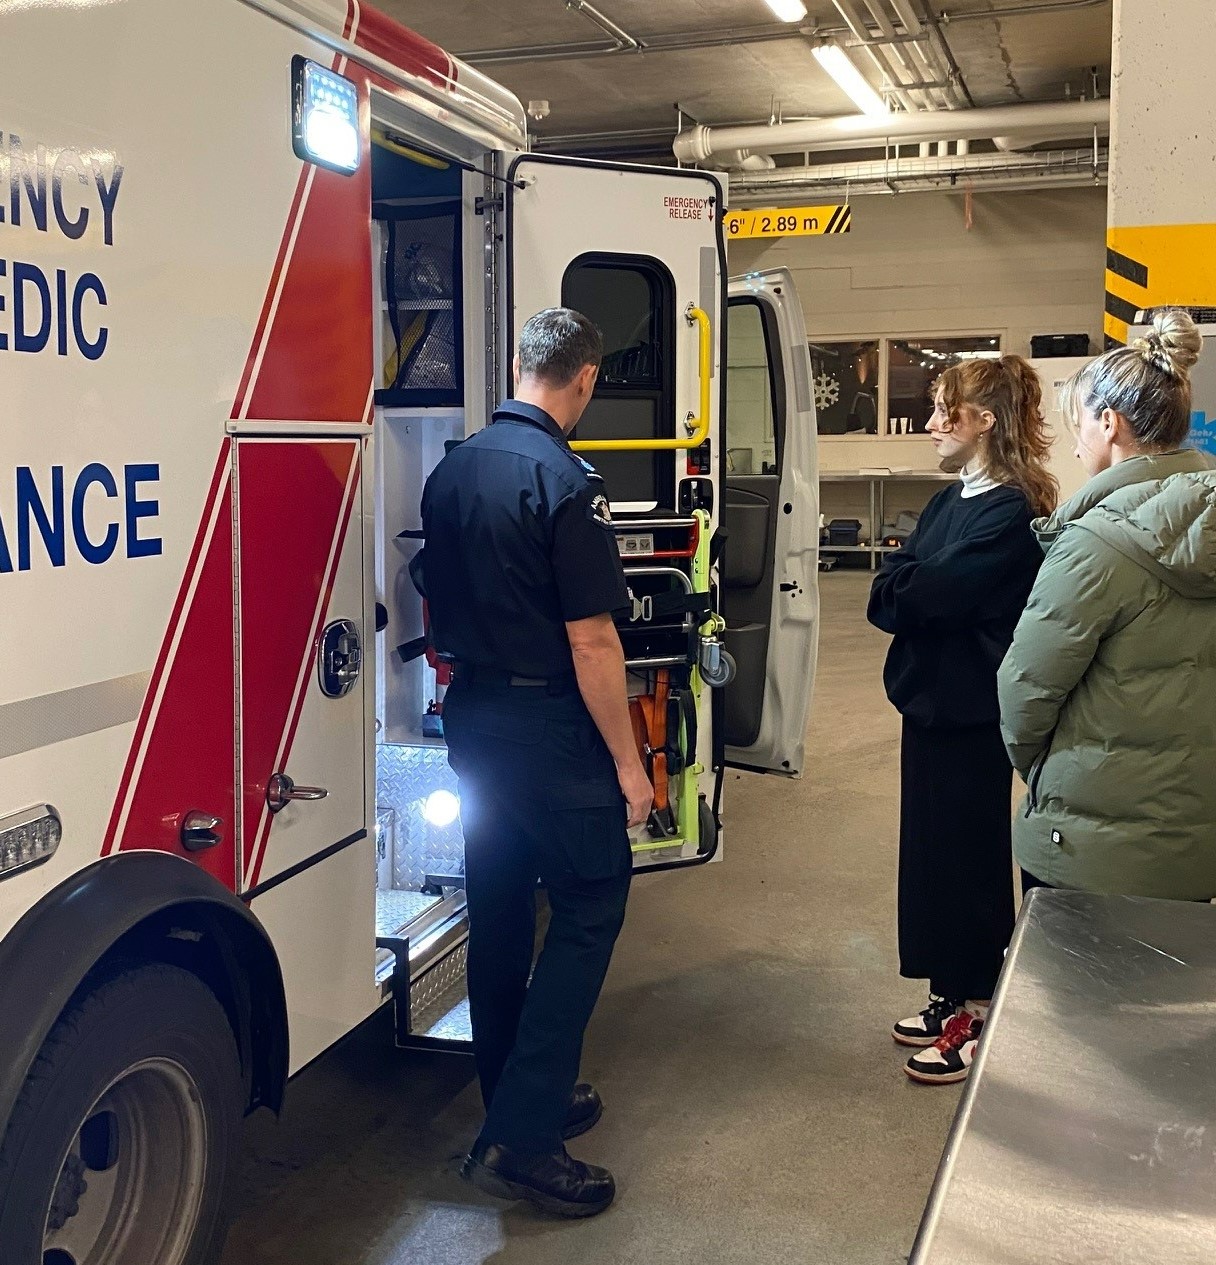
[562,1083,603,1140]
[461,1141,616,1218]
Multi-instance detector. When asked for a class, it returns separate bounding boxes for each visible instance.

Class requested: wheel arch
[0,852,288,1142]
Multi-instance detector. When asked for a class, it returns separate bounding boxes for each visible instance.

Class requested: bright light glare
[812,43,890,118]
[422,790,460,828]
[764,0,807,20]
[304,109,359,173]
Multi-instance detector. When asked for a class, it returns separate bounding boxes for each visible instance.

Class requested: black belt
[449,662,574,690]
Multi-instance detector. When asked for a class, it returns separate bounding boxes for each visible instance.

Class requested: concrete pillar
[1104,0,1216,346]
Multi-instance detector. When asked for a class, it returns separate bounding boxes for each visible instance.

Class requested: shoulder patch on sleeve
[589,492,614,527]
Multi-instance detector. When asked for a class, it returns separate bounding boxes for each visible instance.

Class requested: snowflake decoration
[813,372,841,411]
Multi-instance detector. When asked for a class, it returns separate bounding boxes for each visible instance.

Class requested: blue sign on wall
[1190,411,1216,457]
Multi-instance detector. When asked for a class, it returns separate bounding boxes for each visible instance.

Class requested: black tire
[0,963,243,1265]
[697,797,719,856]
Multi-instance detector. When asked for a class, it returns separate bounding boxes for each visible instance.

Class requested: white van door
[505,155,723,516]
[722,269,820,776]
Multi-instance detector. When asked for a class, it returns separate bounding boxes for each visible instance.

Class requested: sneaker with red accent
[904,1010,984,1084]
[892,994,961,1047]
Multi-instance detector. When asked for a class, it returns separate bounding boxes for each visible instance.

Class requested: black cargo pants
[442,679,632,1157]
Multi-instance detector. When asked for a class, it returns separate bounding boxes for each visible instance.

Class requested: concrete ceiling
[376,0,1113,158]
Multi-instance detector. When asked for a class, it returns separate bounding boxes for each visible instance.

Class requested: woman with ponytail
[999,310,1216,902]
[868,355,1056,1085]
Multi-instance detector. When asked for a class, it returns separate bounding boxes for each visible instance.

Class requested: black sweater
[867,484,1043,729]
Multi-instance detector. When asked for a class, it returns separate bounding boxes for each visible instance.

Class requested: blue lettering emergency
[71,463,120,564]
[51,150,90,241]
[124,464,162,558]
[93,162,123,248]
[8,134,48,233]
[0,130,121,359]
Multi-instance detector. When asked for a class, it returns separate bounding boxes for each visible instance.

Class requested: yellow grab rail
[571,302,713,452]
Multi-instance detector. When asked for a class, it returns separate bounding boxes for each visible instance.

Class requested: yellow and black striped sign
[1104,223,1216,346]
[724,203,851,240]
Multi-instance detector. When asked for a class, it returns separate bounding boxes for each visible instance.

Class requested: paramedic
[418,307,652,1219]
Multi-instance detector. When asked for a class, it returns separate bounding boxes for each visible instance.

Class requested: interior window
[726,299,780,476]
[808,339,880,435]
[562,256,675,507]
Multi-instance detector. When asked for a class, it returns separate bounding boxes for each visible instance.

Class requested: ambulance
[0,1,820,1258]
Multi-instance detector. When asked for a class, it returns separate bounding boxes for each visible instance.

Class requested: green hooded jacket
[997,449,1216,898]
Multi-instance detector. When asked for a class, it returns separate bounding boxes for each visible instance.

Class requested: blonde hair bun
[1140,308,1202,380]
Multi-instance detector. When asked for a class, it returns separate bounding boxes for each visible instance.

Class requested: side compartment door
[723,269,820,776]
[236,438,367,892]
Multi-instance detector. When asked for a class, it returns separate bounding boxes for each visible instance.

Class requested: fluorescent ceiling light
[812,42,890,118]
[764,0,807,21]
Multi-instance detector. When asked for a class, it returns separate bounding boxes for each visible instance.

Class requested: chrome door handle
[181,810,223,852]
[266,773,329,814]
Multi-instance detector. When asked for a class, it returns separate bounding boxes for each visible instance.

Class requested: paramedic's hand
[618,759,655,829]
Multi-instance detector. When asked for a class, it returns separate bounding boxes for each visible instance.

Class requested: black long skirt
[898,720,1015,1001]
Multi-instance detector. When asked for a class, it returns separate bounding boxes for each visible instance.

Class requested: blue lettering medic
[0,464,161,574]
[0,129,122,360]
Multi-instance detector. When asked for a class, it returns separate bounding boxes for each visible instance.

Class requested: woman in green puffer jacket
[998,309,1216,898]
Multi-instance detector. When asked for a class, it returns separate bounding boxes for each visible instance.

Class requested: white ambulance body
[0,1,819,1258]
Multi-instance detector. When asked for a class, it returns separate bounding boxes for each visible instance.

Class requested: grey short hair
[1061,308,1202,450]
[518,308,603,388]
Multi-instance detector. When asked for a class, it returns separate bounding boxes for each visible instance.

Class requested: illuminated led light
[0,805,62,879]
[764,0,807,20]
[292,57,361,176]
[812,43,890,118]
[422,790,460,828]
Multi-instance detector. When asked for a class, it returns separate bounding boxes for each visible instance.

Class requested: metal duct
[672,98,1109,164]
[727,147,1107,201]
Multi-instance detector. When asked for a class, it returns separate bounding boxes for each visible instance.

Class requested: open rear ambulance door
[506,155,726,867]
[722,268,820,776]
[506,155,723,511]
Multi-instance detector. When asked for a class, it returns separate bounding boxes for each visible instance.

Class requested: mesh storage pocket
[378,202,462,405]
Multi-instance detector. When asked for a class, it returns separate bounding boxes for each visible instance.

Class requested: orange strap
[631,671,671,813]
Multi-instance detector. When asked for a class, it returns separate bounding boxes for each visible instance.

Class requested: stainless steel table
[819,470,956,569]
[912,889,1216,1265]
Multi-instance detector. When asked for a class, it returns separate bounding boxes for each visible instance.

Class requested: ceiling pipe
[731,171,1107,202]
[831,0,919,111]
[716,149,779,171]
[458,17,925,65]
[938,0,1106,21]
[673,96,1109,164]
[730,146,1106,188]
[564,0,642,52]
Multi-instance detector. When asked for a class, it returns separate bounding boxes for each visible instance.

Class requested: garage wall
[728,185,1107,531]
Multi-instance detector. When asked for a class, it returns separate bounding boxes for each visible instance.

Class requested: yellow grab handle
[571,303,713,452]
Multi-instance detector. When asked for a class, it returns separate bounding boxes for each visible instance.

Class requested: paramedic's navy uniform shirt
[420,400,629,677]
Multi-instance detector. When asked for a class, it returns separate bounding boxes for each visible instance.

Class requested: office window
[809,340,881,435]
[887,336,1002,433]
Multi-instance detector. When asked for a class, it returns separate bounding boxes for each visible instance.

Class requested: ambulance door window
[722,297,785,749]
[562,255,676,508]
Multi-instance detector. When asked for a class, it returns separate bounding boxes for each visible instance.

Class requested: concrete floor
[222,572,959,1265]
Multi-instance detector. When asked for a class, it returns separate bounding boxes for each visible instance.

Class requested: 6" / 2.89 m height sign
[723,203,852,239]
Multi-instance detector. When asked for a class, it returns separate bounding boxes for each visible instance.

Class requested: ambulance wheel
[700,649,736,689]
[697,798,718,856]
[0,962,242,1265]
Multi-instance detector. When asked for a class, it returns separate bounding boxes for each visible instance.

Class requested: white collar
[959,459,1003,499]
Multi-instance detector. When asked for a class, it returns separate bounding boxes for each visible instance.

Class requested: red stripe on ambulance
[102,448,238,890]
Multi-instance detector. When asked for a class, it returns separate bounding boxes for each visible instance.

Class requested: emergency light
[292,57,360,175]
[0,805,61,880]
